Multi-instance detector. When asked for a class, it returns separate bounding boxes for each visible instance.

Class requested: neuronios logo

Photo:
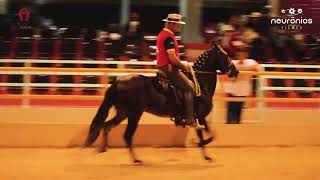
[270,7,313,31]
[281,7,303,16]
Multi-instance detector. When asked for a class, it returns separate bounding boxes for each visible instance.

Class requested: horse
[84,41,239,163]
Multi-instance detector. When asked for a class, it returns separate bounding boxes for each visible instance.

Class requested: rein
[195,71,222,75]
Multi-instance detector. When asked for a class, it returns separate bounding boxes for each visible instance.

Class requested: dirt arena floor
[0,147,319,180]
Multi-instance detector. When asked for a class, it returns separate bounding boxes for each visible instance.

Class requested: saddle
[153,71,201,127]
[155,71,182,103]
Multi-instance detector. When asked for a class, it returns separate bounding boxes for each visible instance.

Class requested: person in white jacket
[223,41,259,124]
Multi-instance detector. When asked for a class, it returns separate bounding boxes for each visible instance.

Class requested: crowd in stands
[0,10,319,97]
[203,11,319,98]
[204,12,319,65]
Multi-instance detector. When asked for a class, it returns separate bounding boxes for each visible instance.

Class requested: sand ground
[0,147,319,180]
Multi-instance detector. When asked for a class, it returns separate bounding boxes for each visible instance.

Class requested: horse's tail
[84,84,116,147]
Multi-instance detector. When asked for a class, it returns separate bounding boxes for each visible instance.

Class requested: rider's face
[173,23,182,32]
[167,22,182,33]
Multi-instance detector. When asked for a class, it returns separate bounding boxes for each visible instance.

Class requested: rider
[156,13,196,127]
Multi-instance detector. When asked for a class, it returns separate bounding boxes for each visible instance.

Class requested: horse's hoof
[81,143,91,149]
[202,137,214,146]
[82,141,90,148]
[97,147,107,153]
[195,124,205,129]
[204,156,214,162]
[133,159,143,165]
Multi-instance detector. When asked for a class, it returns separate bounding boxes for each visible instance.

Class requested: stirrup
[184,118,197,127]
[171,116,186,127]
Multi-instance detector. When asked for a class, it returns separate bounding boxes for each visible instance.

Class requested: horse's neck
[192,51,217,97]
[196,73,217,98]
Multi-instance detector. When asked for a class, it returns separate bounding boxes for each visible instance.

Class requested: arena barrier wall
[0,106,319,148]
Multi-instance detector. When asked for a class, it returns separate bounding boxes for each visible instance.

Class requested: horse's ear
[210,40,218,49]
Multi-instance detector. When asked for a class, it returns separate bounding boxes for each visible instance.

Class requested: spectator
[223,41,259,124]
[247,12,263,36]
[107,23,123,58]
[220,23,236,57]
[202,22,218,43]
[123,12,143,45]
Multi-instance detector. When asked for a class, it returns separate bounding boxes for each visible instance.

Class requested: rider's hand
[182,63,191,72]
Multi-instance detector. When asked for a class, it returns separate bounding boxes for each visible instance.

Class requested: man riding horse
[156,13,196,127]
[84,13,239,163]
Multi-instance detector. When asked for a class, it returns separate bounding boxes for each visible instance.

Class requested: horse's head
[193,41,239,78]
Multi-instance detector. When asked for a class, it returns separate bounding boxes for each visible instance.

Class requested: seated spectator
[202,22,218,43]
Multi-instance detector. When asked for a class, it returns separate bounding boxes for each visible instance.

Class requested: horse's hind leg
[124,111,143,164]
[98,112,127,153]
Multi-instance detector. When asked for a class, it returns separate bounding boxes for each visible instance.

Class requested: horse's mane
[193,50,210,71]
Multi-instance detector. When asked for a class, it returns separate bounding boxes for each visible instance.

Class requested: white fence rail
[0,59,319,109]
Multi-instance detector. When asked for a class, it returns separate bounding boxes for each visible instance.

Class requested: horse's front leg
[198,117,215,145]
[196,117,215,162]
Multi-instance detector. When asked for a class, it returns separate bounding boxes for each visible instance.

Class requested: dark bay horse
[84,42,239,163]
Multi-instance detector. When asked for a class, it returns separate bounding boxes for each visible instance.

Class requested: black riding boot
[184,92,197,127]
